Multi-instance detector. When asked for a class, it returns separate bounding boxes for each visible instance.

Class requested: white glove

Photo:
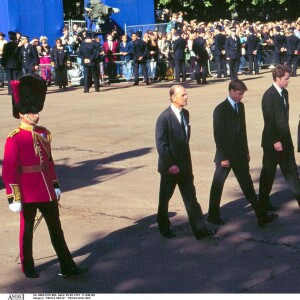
[55,188,61,200]
[112,8,120,13]
[9,202,22,212]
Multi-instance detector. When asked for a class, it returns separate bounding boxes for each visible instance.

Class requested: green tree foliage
[156,0,299,21]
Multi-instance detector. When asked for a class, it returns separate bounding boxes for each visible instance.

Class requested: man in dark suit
[285,29,300,77]
[1,31,22,95]
[272,27,286,65]
[259,65,300,211]
[245,27,260,75]
[192,27,209,84]
[225,27,241,80]
[17,35,39,75]
[79,32,100,93]
[155,85,216,240]
[172,29,187,82]
[213,25,227,78]
[131,31,150,85]
[208,79,277,226]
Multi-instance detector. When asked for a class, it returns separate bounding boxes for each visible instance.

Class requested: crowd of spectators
[1,12,300,91]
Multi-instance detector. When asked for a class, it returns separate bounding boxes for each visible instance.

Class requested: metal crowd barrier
[0,50,280,87]
[125,23,168,36]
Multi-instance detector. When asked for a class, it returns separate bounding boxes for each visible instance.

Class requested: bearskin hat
[11,74,47,119]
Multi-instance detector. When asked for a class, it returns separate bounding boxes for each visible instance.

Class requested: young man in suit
[192,27,209,84]
[285,29,300,77]
[172,29,187,82]
[259,64,300,211]
[131,31,150,85]
[208,79,277,226]
[213,25,227,78]
[155,85,216,240]
[245,26,260,75]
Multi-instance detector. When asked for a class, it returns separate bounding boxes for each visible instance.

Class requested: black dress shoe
[207,216,226,225]
[258,213,278,227]
[58,267,89,278]
[132,82,139,86]
[24,269,39,278]
[195,228,217,240]
[160,229,175,238]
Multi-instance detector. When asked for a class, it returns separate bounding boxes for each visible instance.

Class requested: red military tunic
[2,122,59,204]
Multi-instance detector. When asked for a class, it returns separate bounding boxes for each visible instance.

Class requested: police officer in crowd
[17,35,39,75]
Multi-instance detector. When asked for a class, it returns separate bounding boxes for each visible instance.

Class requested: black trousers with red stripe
[20,201,76,274]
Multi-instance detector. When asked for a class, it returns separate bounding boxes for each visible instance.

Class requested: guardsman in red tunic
[2,74,88,279]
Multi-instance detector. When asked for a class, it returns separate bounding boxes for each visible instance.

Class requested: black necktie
[234,103,238,114]
[281,91,286,107]
[180,111,186,136]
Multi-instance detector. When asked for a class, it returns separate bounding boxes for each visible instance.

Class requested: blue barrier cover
[0,0,64,45]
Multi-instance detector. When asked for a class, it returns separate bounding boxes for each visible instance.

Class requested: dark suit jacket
[261,85,293,151]
[172,36,187,60]
[213,99,249,163]
[155,106,192,175]
[246,34,260,54]
[213,33,226,56]
[79,42,99,66]
[273,34,286,54]
[192,36,209,60]
[19,44,39,69]
[225,36,241,59]
[132,39,148,62]
[50,46,70,69]
[286,35,300,55]
[1,41,21,69]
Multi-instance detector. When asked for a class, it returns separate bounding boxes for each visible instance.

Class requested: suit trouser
[274,53,285,65]
[20,201,76,274]
[6,68,21,94]
[174,59,186,82]
[259,149,300,207]
[286,55,299,77]
[209,156,259,219]
[195,58,208,83]
[84,65,99,92]
[106,62,117,80]
[157,173,206,235]
[247,54,259,74]
[133,61,149,84]
[228,58,240,80]
[214,55,227,78]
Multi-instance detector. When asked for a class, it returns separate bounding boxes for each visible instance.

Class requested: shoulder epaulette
[8,128,20,138]
[36,126,52,142]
